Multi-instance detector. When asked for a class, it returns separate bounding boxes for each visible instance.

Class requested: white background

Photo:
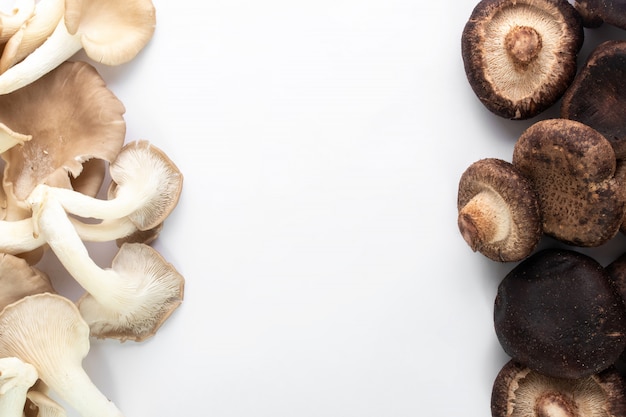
[24,0,626,416]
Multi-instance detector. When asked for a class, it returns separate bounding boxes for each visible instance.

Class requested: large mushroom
[573,0,626,29]
[0,60,126,221]
[512,118,626,247]
[561,40,626,159]
[461,0,583,119]
[494,248,626,379]
[457,158,542,262]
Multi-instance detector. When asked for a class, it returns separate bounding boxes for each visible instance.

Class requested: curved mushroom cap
[107,140,183,231]
[491,360,626,417]
[461,0,583,119]
[512,118,625,247]
[494,249,626,379]
[76,242,185,342]
[457,158,541,262]
[573,0,626,29]
[0,60,126,220]
[64,0,156,66]
[0,0,35,42]
[561,41,626,159]
[0,253,54,311]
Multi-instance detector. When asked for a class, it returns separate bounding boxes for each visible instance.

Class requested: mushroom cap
[494,248,626,379]
[64,0,156,66]
[457,158,541,262]
[512,118,625,247]
[561,40,626,159]
[107,140,183,231]
[0,253,54,311]
[76,242,185,342]
[0,60,126,220]
[491,360,626,417]
[461,0,583,119]
[573,0,626,29]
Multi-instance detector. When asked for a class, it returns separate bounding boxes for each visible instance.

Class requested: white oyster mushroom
[0,293,124,417]
[0,0,155,94]
[28,186,185,342]
[0,357,37,417]
[25,389,67,417]
[43,140,184,231]
[0,0,35,41]
[0,122,30,153]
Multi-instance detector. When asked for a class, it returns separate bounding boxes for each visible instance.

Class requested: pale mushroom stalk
[0,294,124,417]
[28,186,184,342]
[0,357,37,417]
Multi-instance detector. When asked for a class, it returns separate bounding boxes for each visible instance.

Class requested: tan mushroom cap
[512,118,626,246]
[64,0,156,66]
[458,158,542,262]
[462,0,583,119]
[0,60,126,220]
[0,253,54,311]
[0,0,35,42]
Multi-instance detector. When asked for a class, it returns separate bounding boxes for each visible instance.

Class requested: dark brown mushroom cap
[574,0,626,29]
[461,0,583,119]
[561,40,626,159]
[457,158,541,262]
[494,249,626,379]
[491,360,626,417]
[512,118,625,247]
[605,251,626,303]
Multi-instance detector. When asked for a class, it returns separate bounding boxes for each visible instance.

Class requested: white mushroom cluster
[0,1,185,416]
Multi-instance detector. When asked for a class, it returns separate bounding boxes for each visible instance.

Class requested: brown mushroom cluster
[459,0,626,415]
[0,1,185,417]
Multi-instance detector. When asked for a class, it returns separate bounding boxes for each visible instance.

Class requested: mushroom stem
[0,17,82,94]
[504,25,543,68]
[458,190,512,251]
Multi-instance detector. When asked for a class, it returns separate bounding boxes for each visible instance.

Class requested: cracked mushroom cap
[494,249,626,379]
[491,360,626,417]
[457,158,541,262]
[0,60,126,220]
[461,0,583,119]
[561,40,626,159]
[512,118,626,247]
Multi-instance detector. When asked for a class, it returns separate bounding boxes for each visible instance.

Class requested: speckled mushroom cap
[491,360,626,417]
[512,118,626,247]
[461,0,583,119]
[457,158,541,262]
[494,249,626,379]
[574,0,626,29]
[561,40,626,159]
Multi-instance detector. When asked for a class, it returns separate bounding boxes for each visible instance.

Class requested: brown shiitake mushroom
[573,0,626,29]
[561,40,626,159]
[512,118,626,247]
[461,0,583,119]
[494,248,626,379]
[491,360,626,417]
[457,158,542,262]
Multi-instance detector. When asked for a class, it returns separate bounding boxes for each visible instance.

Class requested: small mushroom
[512,118,626,247]
[0,60,126,221]
[0,0,156,94]
[491,360,626,417]
[41,140,183,231]
[27,186,185,342]
[494,248,626,379]
[461,0,583,119]
[561,40,626,159]
[0,357,37,417]
[0,293,125,417]
[457,158,541,262]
